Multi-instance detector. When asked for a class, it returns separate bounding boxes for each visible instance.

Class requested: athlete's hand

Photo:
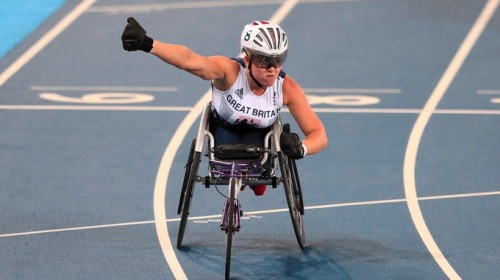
[121,17,153,52]
[280,124,305,159]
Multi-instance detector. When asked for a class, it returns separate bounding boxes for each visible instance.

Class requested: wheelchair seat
[213,143,265,160]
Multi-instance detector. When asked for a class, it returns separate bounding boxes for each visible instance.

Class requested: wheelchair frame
[176,103,305,279]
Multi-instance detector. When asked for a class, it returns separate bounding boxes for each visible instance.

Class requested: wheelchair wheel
[224,177,237,280]
[278,151,305,249]
[290,158,304,215]
[177,138,201,248]
[177,139,196,215]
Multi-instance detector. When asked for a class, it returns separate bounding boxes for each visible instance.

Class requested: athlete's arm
[283,75,328,155]
[121,17,237,85]
[150,42,234,82]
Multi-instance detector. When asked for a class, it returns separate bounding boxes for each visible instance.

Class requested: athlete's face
[246,55,281,88]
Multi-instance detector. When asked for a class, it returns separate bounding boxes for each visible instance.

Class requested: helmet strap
[248,58,265,89]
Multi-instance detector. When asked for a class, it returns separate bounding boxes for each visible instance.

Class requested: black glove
[280,124,304,159]
[121,17,154,52]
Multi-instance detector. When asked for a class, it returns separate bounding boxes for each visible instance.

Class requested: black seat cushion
[213,144,264,160]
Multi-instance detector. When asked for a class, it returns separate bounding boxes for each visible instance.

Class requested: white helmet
[241,20,288,60]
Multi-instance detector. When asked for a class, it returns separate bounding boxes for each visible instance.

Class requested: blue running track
[1,1,499,279]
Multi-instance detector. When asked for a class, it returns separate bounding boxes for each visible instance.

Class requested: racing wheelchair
[176,103,305,279]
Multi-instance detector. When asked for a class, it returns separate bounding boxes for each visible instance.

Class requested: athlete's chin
[260,76,277,87]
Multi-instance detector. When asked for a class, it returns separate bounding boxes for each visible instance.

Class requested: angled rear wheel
[177,139,201,248]
[278,151,305,249]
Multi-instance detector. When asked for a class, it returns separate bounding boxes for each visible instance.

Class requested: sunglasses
[252,54,287,69]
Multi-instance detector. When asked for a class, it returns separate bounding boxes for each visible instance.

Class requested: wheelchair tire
[177,139,201,249]
[225,177,237,280]
[290,158,305,215]
[177,139,196,215]
[278,151,305,249]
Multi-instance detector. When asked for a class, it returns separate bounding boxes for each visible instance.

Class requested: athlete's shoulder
[231,57,245,68]
[279,69,286,79]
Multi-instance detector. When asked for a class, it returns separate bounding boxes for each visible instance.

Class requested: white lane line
[403,1,499,279]
[304,88,401,94]
[434,109,500,115]
[0,105,500,115]
[0,105,192,111]
[0,220,154,238]
[0,0,97,87]
[87,0,363,14]
[30,86,178,92]
[152,1,299,279]
[477,89,500,94]
[3,190,499,238]
[3,105,500,116]
[153,92,210,280]
[313,108,422,114]
[88,0,289,13]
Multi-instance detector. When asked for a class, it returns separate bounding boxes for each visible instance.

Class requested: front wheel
[225,177,237,280]
[278,151,305,249]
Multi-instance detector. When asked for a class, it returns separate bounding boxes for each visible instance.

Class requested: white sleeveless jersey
[211,58,285,129]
